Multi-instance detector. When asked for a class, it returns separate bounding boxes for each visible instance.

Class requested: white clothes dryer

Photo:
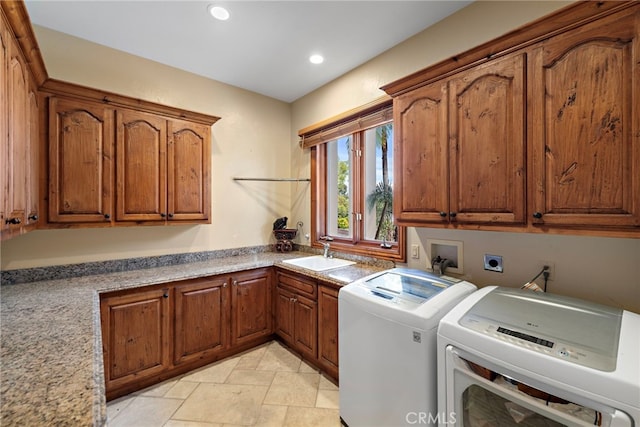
[437,286,640,427]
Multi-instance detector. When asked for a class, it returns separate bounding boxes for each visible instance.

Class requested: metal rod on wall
[232,177,310,182]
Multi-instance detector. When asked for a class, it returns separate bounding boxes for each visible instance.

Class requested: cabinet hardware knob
[439,212,447,217]
[163,292,169,298]
[533,212,543,219]
[6,218,21,225]
[233,280,238,286]
[104,214,110,220]
[160,213,167,218]
[449,212,457,218]
[28,214,38,221]
[168,213,174,218]
[223,283,228,288]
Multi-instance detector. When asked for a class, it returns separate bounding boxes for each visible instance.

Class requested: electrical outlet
[411,244,420,259]
[538,261,555,281]
[484,254,503,273]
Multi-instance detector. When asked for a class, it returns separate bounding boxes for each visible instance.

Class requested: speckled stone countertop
[0,250,389,426]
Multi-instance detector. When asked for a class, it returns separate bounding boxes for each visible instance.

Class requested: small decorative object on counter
[273,227,297,252]
[273,216,288,230]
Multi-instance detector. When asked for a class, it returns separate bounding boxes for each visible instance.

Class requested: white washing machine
[339,268,477,427]
[437,286,640,427]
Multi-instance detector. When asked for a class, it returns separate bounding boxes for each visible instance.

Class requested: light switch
[411,244,420,259]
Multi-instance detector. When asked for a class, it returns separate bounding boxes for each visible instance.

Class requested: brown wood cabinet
[231,268,273,347]
[41,84,217,227]
[385,1,639,237]
[393,53,526,227]
[274,270,318,360]
[48,97,114,223]
[317,284,339,380]
[528,7,640,229]
[101,267,272,399]
[1,13,39,240]
[100,285,172,394]
[174,276,229,366]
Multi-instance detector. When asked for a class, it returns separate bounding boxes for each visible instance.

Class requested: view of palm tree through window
[326,123,395,243]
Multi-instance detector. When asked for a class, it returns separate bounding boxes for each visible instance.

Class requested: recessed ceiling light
[309,54,324,65]
[208,5,229,21]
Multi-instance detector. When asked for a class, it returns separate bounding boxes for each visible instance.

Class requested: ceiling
[24,1,472,103]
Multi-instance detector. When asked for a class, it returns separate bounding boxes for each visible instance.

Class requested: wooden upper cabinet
[117,109,167,222]
[394,80,448,224]
[449,53,526,224]
[49,97,114,223]
[393,53,525,226]
[168,119,210,222]
[26,89,38,226]
[0,19,8,235]
[529,8,640,228]
[6,36,27,231]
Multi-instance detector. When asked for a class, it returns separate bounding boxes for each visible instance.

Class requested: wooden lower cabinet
[100,268,273,400]
[100,286,172,395]
[317,284,339,380]
[174,276,229,366]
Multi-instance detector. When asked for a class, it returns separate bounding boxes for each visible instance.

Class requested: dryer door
[443,346,633,427]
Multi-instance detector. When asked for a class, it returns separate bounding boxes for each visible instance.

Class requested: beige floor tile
[164,421,222,427]
[315,389,339,409]
[256,343,301,372]
[172,383,269,425]
[298,360,319,373]
[226,369,276,386]
[181,357,240,383]
[166,380,200,399]
[263,372,320,407]
[139,378,180,397]
[318,376,339,391]
[108,396,183,427]
[254,405,288,427]
[106,394,135,422]
[283,407,341,427]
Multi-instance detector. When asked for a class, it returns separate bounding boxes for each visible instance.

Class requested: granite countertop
[0,250,388,426]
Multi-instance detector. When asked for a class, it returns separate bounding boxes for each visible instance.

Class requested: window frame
[302,99,405,262]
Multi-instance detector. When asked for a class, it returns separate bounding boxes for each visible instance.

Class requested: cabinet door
[116,109,167,221]
[100,287,171,392]
[293,294,318,360]
[231,268,272,347]
[26,88,38,226]
[174,277,228,365]
[167,119,210,222]
[0,20,8,235]
[49,97,114,223]
[529,8,640,228]
[449,54,526,224]
[275,286,295,345]
[317,285,339,379]
[394,80,449,224]
[6,36,27,231]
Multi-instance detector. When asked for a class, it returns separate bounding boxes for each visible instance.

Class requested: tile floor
[106,341,341,427]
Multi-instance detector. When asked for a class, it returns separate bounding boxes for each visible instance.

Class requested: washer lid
[363,268,457,305]
[461,287,622,371]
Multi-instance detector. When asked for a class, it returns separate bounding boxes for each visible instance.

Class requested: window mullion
[352,133,364,244]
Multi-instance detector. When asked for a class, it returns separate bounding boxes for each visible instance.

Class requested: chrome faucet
[322,242,331,258]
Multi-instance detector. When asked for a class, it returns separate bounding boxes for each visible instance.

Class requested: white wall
[0,26,293,269]
[289,0,640,313]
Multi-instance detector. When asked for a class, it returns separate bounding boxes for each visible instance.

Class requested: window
[301,99,405,261]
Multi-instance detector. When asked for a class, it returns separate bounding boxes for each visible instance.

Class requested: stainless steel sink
[282,255,356,272]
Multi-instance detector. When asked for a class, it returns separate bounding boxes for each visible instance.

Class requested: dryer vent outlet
[484,254,503,273]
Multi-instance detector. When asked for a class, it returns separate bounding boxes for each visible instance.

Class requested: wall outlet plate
[484,254,503,273]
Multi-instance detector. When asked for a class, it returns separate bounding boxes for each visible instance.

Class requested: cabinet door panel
[117,110,166,221]
[0,22,8,234]
[275,286,294,345]
[26,89,38,226]
[449,54,526,224]
[394,80,449,224]
[231,269,272,347]
[101,288,171,389]
[174,277,228,365]
[6,38,27,230]
[530,10,640,227]
[293,294,317,360]
[49,98,114,223]
[167,120,210,221]
[317,285,339,379]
